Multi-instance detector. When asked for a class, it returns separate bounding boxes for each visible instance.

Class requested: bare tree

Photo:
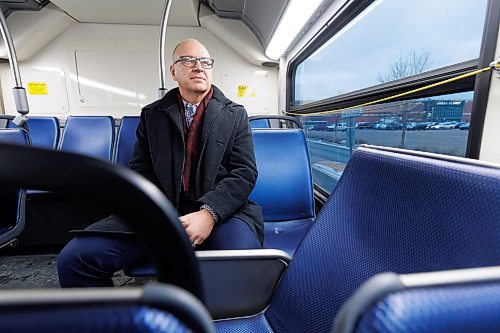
[377,50,432,83]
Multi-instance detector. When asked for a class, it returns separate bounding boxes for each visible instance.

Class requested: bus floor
[0,252,149,289]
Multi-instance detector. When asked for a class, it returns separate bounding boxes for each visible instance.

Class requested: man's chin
[189,84,210,93]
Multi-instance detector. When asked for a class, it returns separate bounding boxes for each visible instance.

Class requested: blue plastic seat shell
[27,117,60,149]
[59,116,115,161]
[251,129,315,256]
[114,116,140,166]
[356,283,500,333]
[218,146,500,333]
[0,128,30,247]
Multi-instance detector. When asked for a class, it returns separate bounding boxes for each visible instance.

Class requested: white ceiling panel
[50,0,199,26]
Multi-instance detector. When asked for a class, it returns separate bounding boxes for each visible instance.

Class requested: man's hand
[179,209,215,246]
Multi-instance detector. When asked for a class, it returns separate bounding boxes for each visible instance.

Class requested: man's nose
[192,59,204,71]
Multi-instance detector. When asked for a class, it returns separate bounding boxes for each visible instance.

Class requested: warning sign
[238,85,256,98]
[28,82,48,95]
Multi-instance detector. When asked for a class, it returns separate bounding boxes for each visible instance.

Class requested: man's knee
[59,237,98,267]
[203,217,261,250]
[58,237,84,273]
[57,237,115,287]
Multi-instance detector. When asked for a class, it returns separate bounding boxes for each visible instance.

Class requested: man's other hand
[179,209,215,246]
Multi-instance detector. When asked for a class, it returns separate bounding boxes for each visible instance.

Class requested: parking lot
[307,128,469,192]
[307,128,469,157]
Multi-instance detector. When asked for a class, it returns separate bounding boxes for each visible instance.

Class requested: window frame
[286,0,499,159]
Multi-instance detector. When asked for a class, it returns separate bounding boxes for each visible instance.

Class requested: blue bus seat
[125,128,314,277]
[25,117,60,149]
[9,117,60,149]
[334,266,500,333]
[6,117,58,195]
[0,128,30,247]
[27,117,60,195]
[0,283,212,333]
[0,143,213,333]
[113,116,140,166]
[250,118,270,129]
[249,115,302,129]
[250,129,314,256]
[58,116,115,161]
[214,145,500,333]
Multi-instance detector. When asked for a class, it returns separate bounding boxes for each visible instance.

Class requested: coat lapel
[153,102,184,204]
[164,104,184,140]
[200,98,223,148]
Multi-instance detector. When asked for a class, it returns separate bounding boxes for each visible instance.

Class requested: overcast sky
[295,0,488,103]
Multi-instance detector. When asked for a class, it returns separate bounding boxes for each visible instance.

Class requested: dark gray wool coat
[83,85,264,244]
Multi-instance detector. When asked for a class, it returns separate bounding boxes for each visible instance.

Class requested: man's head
[170,39,213,99]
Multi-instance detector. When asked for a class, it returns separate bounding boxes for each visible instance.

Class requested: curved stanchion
[158,0,172,98]
[0,143,204,301]
[0,8,29,125]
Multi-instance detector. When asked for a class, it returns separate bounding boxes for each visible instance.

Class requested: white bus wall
[0,24,278,118]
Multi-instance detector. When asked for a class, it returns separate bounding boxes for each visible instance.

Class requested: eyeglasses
[173,56,214,69]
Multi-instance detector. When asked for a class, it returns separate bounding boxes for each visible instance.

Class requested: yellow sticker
[238,85,256,98]
[28,82,48,95]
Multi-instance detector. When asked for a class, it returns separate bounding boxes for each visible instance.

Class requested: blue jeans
[57,217,261,287]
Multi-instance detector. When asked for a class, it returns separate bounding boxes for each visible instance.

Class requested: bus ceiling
[0,0,49,18]
[0,0,289,67]
[200,0,287,52]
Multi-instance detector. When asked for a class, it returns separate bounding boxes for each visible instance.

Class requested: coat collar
[151,85,232,143]
[154,85,231,112]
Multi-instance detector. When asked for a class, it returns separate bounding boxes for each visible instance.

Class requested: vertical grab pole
[158,0,173,99]
[0,9,29,125]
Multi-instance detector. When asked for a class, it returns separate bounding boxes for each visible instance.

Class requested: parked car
[373,122,386,130]
[355,121,373,129]
[459,123,470,130]
[406,122,428,130]
[326,124,336,132]
[430,122,456,130]
[304,120,328,131]
[385,122,403,130]
[335,123,348,131]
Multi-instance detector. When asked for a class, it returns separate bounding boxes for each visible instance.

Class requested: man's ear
[169,65,176,81]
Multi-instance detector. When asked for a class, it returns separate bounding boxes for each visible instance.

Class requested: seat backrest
[249,115,302,129]
[24,117,60,149]
[250,129,314,222]
[250,118,270,129]
[334,266,500,333]
[250,129,314,255]
[59,116,115,160]
[265,145,500,333]
[0,283,214,333]
[0,140,218,331]
[113,116,140,166]
[0,128,30,247]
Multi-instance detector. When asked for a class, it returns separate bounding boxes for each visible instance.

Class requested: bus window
[301,91,474,193]
[289,0,490,194]
[293,0,488,105]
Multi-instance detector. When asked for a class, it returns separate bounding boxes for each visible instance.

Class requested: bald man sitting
[58,39,263,287]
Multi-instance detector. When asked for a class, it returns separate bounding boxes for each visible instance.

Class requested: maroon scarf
[178,87,213,197]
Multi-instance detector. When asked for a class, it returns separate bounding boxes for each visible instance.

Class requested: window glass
[294,0,487,105]
[302,91,473,193]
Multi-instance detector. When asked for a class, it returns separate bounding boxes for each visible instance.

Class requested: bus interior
[0,0,500,332]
